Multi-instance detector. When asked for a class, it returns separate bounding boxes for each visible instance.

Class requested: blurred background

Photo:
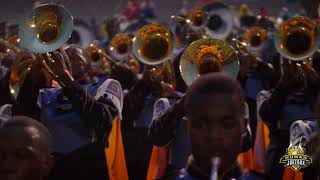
[0,0,312,24]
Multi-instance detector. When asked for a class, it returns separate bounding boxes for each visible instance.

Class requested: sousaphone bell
[203,2,234,40]
[132,23,175,65]
[19,3,74,53]
[274,17,320,61]
[180,37,239,86]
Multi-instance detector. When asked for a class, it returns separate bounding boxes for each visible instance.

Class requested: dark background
[0,0,308,25]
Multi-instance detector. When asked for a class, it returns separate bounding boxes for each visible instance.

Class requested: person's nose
[205,124,223,144]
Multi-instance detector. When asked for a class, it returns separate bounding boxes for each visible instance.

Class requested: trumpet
[274,17,320,61]
[180,37,239,86]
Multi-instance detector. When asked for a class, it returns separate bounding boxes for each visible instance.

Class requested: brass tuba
[203,2,234,40]
[132,23,175,65]
[274,17,320,61]
[19,4,73,53]
[109,33,132,61]
[18,3,74,87]
[180,37,239,86]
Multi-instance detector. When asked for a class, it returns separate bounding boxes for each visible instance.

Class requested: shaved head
[184,73,245,114]
[2,116,52,156]
[0,116,53,180]
[183,73,246,175]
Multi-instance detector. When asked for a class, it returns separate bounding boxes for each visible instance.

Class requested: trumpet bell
[203,2,234,40]
[109,33,132,61]
[180,37,239,86]
[19,4,73,53]
[275,17,319,61]
[132,23,175,65]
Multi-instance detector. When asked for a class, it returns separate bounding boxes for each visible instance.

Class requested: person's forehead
[189,93,241,107]
[187,93,242,116]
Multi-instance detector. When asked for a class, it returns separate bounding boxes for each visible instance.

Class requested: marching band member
[0,116,54,180]
[162,73,266,180]
[38,50,128,179]
[258,59,320,180]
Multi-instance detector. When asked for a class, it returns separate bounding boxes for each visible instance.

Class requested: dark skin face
[186,93,245,176]
[69,53,87,82]
[0,127,52,180]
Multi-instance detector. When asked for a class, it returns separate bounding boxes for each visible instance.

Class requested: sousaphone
[203,2,234,40]
[19,3,73,53]
[180,37,239,86]
[132,23,175,65]
[274,17,320,61]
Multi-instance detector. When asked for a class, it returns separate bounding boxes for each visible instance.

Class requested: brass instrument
[186,8,208,31]
[109,33,132,61]
[132,23,177,89]
[231,35,263,64]
[18,3,74,87]
[150,60,177,89]
[127,56,141,74]
[85,42,112,76]
[203,2,234,40]
[132,23,175,65]
[19,4,73,53]
[170,10,207,47]
[0,37,23,64]
[243,26,268,52]
[180,37,239,86]
[171,8,208,32]
[0,37,22,54]
[274,17,319,61]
